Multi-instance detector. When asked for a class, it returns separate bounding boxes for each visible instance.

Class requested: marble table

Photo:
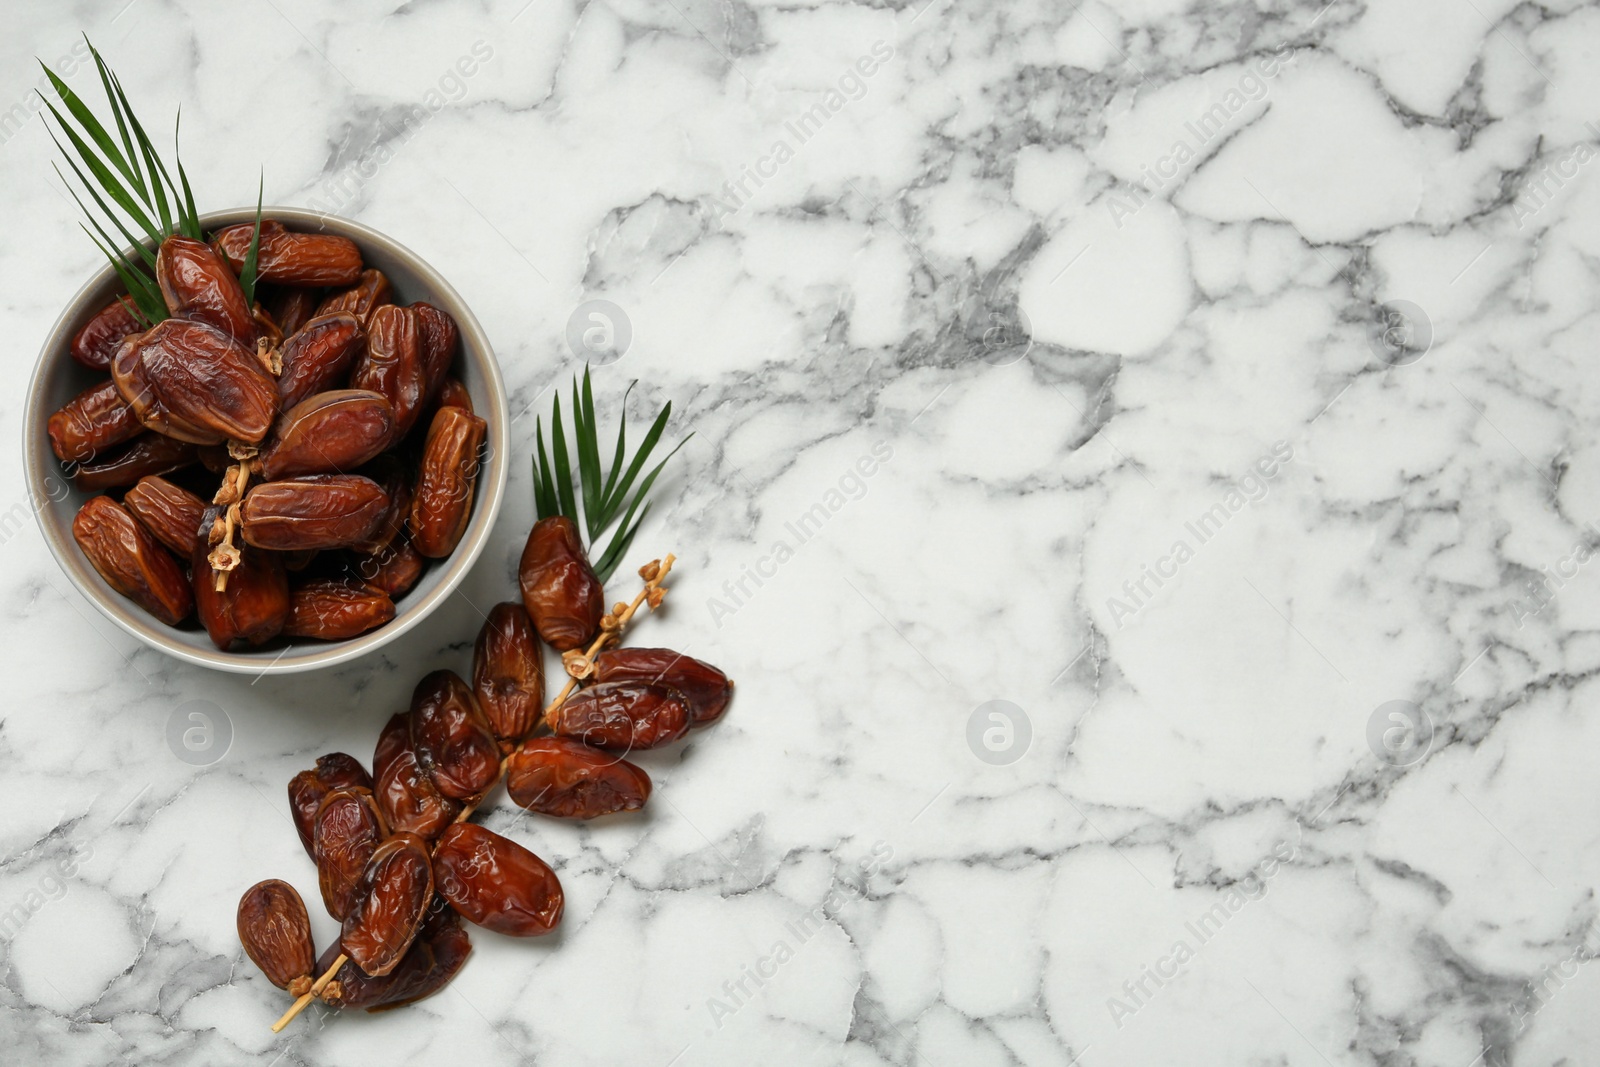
[4,0,1599,1064]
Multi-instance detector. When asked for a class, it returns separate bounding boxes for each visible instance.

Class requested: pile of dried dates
[48,220,487,648]
[239,532,732,1018]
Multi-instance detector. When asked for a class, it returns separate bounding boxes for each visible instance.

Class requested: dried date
[72,496,192,625]
[408,671,500,800]
[314,268,392,326]
[240,474,389,552]
[70,296,143,371]
[157,235,255,343]
[112,317,278,444]
[283,578,395,640]
[347,537,425,598]
[413,302,458,402]
[340,832,434,977]
[213,221,364,287]
[432,823,563,937]
[123,475,206,557]
[408,405,486,558]
[237,879,316,994]
[319,900,471,1011]
[551,681,690,752]
[351,304,426,441]
[518,516,603,651]
[276,312,366,410]
[47,379,142,463]
[263,284,321,338]
[72,433,196,492]
[374,743,462,841]
[313,786,387,921]
[505,737,651,819]
[288,753,374,858]
[472,602,544,746]
[193,508,290,648]
[593,647,733,726]
[257,390,394,481]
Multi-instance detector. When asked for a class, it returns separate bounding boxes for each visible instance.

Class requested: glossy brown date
[408,406,486,558]
[341,832,434,977]
[112,317,279,444]
[72,433,196,492]
[347,537,425,598]
[47,379,142,463]
[276,312,366,411]
[313,786,387,921]
[72,496,192,625]
[319,900,471,1010]
[505,737,651,819]
[283,578,395,640]
[551,681,690,752]
[193,509,290,648]
[352,304,426,441]
[240,474,389,551]
[432,822,563,937]
[374,713,410,783]
[434,378,473,415]
[70,296,143,371]
[122,475,207,558]
[472,602,544,746]
[350,456,412,555]
[237,879,316,994]
[314,268,392,326]
[593,648,733,726]
[288,753,374,858]
[157,235,255,344]
[374,743,462,841]
[213,221,364,287]
[408,670,500,801]
[518,516,603,651]
[258,390,395,481]
[413,302,458,401]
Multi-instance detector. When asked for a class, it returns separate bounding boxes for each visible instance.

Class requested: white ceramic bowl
[23,207,509,674]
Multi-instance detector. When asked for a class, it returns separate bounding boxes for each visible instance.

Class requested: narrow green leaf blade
[594,502,650,583]
[40,60,140,194]
[597,380,635,516]
[550,395,578,522]
[575,375,603,540]
[239,176,264,307]
[44,98,161,243]
[602,401,673,532]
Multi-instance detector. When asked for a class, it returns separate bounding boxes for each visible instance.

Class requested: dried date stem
[209,442,260,590]
[270,554,675,1033]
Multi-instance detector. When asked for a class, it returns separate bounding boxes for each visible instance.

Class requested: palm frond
[531,367,690,582]
[239,175,264,308]
[40,36,207,324]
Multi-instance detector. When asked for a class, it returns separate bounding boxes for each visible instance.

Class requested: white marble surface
[4,0,1600,1063]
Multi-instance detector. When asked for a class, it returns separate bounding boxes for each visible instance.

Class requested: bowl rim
[23,206,510,675]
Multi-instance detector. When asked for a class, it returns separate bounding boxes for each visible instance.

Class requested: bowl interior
[24,207,509,674]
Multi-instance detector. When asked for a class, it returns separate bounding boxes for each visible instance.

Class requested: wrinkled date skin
[518,516,603,651]
[122,475,206,558]
[240,474,389,552]
[472,602,544,746]
[213,221,364,287]
[341,832,435,977]
[408,406,486,558]
[263,285,321,338]
[350,456,412,555]
[157,235,255,344]
[435,377,473,415]
[47,379,142,463]
[193,508,290,648]
[413,302,459,402]
[506,737,651,819]
[70,296,143,371]
[352,304,427,441]
[112,317,279,444]
[553,682,691,752]
[288,753,374,857]
[319,901,471,1011]
[284,578,396,640]
[258,390,395,481]
[276,312,367,410]
[72,496,192,625]
[313,786,387,921]
[593,648,733,726]
[433,823,564,937]
[373,713,410,783]
[409,670,500,800]
[237,879,316,994]
[375,743,462,840]
[347,536,425,598]
[314,268,392,326]
[72,433,196,492]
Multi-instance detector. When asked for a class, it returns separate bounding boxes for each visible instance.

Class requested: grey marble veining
[3,0,1600,1064]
